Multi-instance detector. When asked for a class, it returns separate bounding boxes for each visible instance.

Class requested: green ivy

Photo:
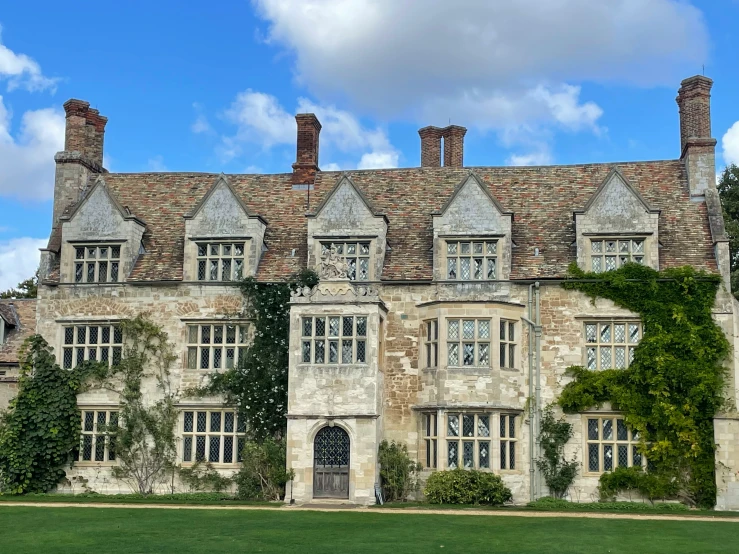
[0,336,89,494]
[192,269,319,441]
[558,263,730,508]
[536,407,579,499]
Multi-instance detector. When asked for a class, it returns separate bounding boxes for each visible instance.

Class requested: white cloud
[723,122,739,167]
[0,25,58,92]
[0,237,46,291]
[220,91,399,169]
[147,155,169,172]
[0,95,65,200]
[254,0,704,159]
[191,102,213,134]
[507,148,553,167]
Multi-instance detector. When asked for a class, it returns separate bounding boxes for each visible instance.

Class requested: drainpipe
[522,281,542,501]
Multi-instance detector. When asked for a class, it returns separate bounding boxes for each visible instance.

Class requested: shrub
[424,469,512,505]
[233,438,293,501]
[527,496,688,512]
[535,407,579,499]
[598,466,679,504]
[378,440,422,502]
[179,461,234,493]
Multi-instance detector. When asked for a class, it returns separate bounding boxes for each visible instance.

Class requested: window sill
[180,462,242,469]
[73,462,118,467]
[297,363,370,368]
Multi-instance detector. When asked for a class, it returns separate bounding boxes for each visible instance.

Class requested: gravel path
[1,502,738,522]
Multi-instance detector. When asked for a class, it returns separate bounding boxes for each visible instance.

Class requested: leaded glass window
[500,414,517,470]
[424,413,438,469]
[186,323,250,370]
[301,315,368,364]
[447,319,491,367]
[62,324,123,369]
[586,416,644,473]
[73,244,122,283]
[320,241,371,281]
[424,320,439,368]
[182,410,245,464]
[446,240,497,280]
[585,321,641,370]
[76,409,118,463]
[446,413,492,470]
[196,242,246,281]
[499,320,517,369]
[590,239,645,273]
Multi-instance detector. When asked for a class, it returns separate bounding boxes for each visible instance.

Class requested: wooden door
[313,426,350,498]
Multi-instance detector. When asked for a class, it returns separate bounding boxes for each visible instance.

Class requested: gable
[435,175,510,234]
[313,177,377,231]
[67,184,126,238]
[578,169,658,233]
[187,176,259,237]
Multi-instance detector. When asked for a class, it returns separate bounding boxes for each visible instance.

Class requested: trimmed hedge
[424,469,512,505]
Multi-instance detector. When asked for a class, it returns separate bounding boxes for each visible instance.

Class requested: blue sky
[1,0,738,289]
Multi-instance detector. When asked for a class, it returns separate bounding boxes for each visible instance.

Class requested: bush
[535,407,579,499]
[233,438,293,501]
[179,461,234,493]
[598,466,679,504]
[378,440,422,502]
[527,496,688,512]
[424,469,512,505]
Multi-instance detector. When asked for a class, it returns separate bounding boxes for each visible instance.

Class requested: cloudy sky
[0,0,738,290]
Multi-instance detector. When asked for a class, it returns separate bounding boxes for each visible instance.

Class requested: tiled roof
[0,299,37,364]
[51,160,716,283]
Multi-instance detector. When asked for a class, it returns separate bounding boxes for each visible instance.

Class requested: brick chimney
[676,76,716,198]
[419,126,443,167]
[442,125,467,168]
[63,99,107,167]
[292,113,322,184]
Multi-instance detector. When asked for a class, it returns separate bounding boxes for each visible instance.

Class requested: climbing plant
[535,407,579,499]
[558,263,729,508]
[191,269,319,441]
[0,335,90,494]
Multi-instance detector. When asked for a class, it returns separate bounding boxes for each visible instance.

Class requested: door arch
[313,425,350,498]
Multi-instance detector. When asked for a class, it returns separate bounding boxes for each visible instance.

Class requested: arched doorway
[313,425,350,498]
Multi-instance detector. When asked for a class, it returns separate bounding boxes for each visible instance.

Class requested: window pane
[463,343,474,365]
[447,441,458,469]
[500,441,507,470]
[356,340,366,363]
[479,442,490,469]
[342,340,353,364]
[509,416,516,438]
[329,317,340,337]
[183,436,193,462]
[342,317,354,337]
[589,443,599,472]
[209,436,220,463]
[602,419,613,440]
[587,347,597,370]
[604,445,613,471]
[477,415,490,437]
[600,324,611,343]
[478,343,489,366]
[447,258,457,279]
[213,325,223,344]
[618,445,628,467]
[302,341,311,363]
[617,419,628,441]
[463,441,474,469]
[588,419,598,440]
[224,436,234,464]
[329,340,339,363]
[447,242,457,254]
[210,412,221,432]
[460,258,470,280]
[600,347,611,369]
[315,318,326,337]
[478,320,489,339]
[197,412,207,433]
[196,436,206,461]
[500,415,507,438]
[462,320,475,339]
[447,415,459,437]
[315,341,325,364]
[224,412,234,433]
[508,322,515,342]
[462,415,474,437]
[448,320,459,340]
[629,324,640,344]
[200,348,209,369]
[448,343,459,366]
[500,342,507,368]
[356,317,367,336]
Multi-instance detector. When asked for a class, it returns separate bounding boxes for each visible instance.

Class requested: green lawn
[0,506,736,553]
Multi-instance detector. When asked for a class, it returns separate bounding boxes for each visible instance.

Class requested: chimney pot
[676,75,713,156]
[442,125,467,168]
[62,98,107,167]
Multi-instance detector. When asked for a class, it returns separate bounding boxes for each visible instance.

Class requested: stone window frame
[584,320,642,371]
[185,321,251,371]
[442,237,499,281]
[75,407,118,466]
[61,323,123,369]
[319,240,373,282]
[446,413,494,470]
[180,409,246,466]
[423,319,439,369]
[589,237,647,273]
[499,413,518,471]
[423,412,438,469]
[300,315,368,365]
[584,414,645,475]
[70,242,124,284]
[446,318,492,368]
[194,240,249,282]
[581,233,654,273]
[499,319,517,370]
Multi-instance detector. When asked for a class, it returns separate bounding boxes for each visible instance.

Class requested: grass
[0,506,736,553]
[0,492,272,506]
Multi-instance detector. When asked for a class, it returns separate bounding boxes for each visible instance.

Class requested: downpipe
[522,281,542,501]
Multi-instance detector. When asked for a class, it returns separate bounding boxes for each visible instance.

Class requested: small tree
[536,407,579,499]
[233,438,293,500]
[717,164,739,298]
[378,440,422,502]
[86,315,179,494]
[0,271,38,299]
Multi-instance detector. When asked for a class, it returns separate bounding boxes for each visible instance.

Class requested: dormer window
[74,244,121,283]
[590,239,645,273]
[445,240,498,281]
[320,241,371,281]
[196,241,246,282]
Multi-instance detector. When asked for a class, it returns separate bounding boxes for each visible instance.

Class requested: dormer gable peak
[576,167,660,218]
[185,174,265,224]
[61,176,145,227]
[309,173,387,223]
[434,171,513,218]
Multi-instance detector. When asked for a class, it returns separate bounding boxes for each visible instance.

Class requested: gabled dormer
[59,176,145,284]
[183,174,266,282]
[307,174,388,282]
[574,168,660,272]
[432,172,514,281]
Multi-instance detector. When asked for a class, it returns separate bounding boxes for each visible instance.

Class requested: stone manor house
[3,75,739,508]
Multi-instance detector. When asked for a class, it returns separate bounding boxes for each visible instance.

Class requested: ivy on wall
[558,263,729,508]
[0,336,88,494]
[192,269,319,441]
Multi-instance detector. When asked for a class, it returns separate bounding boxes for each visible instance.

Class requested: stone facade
[5,74,738,508]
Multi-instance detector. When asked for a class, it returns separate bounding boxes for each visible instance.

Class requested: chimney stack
[442,125,467,168]
[676,76,716,198]
[292,113,322,184]
[419,126,443,167]
[63,99,107,167]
